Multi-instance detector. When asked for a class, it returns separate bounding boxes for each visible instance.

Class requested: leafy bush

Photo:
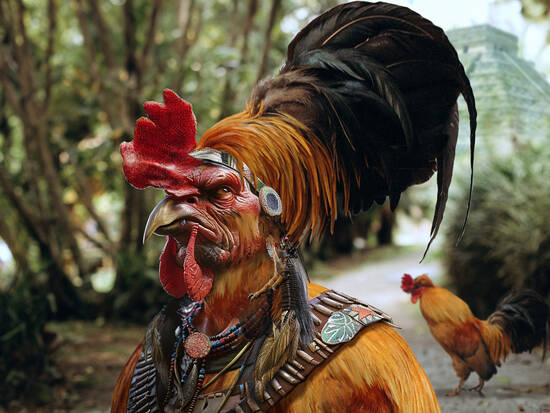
[0,279,56,405]
[444,144,550,317]
[109,252,169,323]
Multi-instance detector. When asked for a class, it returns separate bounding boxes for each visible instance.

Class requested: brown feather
[254,311,300,400]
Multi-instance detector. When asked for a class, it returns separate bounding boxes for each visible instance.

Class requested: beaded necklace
[162,294,272,412]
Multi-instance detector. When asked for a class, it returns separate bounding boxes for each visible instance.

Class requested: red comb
[120,89,199,190]
[401,273,414,292]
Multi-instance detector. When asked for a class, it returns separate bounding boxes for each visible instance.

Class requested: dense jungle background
[0,0,549,411]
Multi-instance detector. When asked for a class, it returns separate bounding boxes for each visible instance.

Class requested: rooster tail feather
[456,67,477,245]
[488,290,549,356]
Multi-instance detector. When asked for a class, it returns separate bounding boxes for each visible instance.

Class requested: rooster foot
[468,379,485,396]
[446,378,465,396]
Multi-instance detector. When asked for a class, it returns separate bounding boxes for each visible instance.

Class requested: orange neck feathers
[195,247,277,336]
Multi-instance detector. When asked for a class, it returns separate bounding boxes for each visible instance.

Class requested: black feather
[488,290,549,355]
[251,1,476,251]
[420,104,458,262]
[287,253,314,344]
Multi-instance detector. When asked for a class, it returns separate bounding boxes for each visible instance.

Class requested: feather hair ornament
[198,1,477,252]
[255,311,301,400]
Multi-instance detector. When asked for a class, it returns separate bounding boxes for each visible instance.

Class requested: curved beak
[143,197,187,243]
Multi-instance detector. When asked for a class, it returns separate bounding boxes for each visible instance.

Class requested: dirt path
[314,247,550,413]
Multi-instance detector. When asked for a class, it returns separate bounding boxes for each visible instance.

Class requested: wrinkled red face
[150,165,263,300]
[120,90,266,301]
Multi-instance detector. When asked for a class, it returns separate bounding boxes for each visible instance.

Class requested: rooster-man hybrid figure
[112,2,477,412]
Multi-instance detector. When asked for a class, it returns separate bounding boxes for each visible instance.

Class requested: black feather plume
[488,290,549,355]
[250,1,477,250]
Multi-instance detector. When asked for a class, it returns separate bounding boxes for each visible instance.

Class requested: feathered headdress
[198,1,476,251]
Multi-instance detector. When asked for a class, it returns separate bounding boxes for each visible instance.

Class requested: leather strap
[197,289,394,413]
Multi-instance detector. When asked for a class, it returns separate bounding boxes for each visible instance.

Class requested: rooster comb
[401,273,414,293]
[120,89,199,190]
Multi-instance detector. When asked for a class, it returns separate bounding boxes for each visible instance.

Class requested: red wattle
[183,224,214,301]
[411,287,423,304]
[159,237,187,298]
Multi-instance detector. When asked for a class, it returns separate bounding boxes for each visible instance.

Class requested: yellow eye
[214,186,232,199]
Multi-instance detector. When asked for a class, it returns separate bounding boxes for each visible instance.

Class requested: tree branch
[88,0,116,71]
[228,0,240,47]
[173,0,201,90]
[256,0,281,83]
[74,0,99,76]
[76,227,112,254]
[139,0,163,75]
[177,0,194,59]
[14,0,37,98]
[70,159,115,247]
[219,0,258,119]
[0,4,50,237]
[43,0,57,110]
[0,165,48,245]
[123,0,138,78]
[79,0,133,134]
[239,0,259,65]
[74,0,117,130]
[186,3,204,57]
[0,50,24,118]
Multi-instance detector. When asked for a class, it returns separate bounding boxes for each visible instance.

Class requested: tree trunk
[377,203,395,246]
[219,0,259,119]
[256,0,282,83]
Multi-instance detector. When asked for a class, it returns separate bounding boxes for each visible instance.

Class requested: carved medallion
[184,332,211,358]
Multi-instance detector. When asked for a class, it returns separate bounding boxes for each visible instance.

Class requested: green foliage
[444,144,550,317]
[0,0,335,314]
[0,279,57,405]
[110,252,169,323]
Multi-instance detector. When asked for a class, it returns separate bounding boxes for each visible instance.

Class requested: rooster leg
[446,378,465,397]
[469,378,485,395]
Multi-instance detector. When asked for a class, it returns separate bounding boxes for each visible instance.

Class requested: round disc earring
[259,186,282,216]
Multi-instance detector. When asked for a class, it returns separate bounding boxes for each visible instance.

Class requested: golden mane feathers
[198,106,338,243]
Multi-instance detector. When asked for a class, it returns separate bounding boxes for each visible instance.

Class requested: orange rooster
[111,1,479,411]
[401,273,549,396]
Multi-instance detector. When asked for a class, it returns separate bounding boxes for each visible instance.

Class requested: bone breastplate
[126,290,394,413]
